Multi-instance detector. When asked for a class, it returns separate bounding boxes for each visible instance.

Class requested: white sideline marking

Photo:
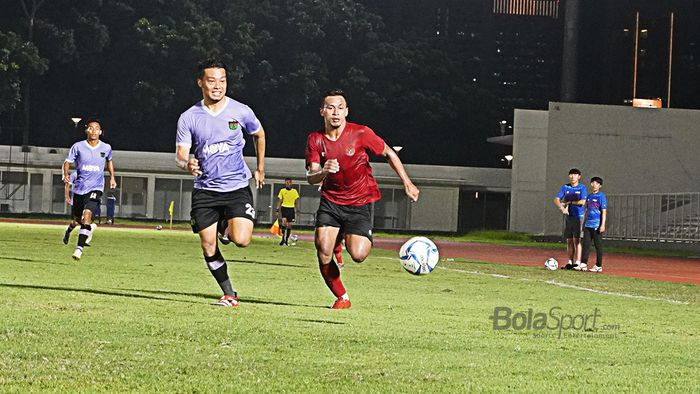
[543,280,689,305]
[437,266,690,305]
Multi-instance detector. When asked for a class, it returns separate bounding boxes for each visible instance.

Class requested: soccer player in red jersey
[305,89,420,309]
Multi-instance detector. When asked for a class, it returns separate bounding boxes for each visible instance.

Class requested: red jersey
[305,122,386,206]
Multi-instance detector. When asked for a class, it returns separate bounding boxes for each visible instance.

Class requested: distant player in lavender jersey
[62,118,117,260]
[176,58,266,308]
[306,89,419,309]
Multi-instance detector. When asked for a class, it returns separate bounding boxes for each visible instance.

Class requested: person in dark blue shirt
[554,168,588,270]
[581,177,607,272]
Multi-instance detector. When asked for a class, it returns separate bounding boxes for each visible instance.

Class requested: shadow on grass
[0,282,199,304]
[227,258,308,269]
[242,297,325,309]
[296,318,346,325]
[0,256,70,265]
[114,288,326,309]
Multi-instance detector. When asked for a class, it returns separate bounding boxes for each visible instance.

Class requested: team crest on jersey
[345,147,355,156]
[228,120,239,130]
[100,152,106,158]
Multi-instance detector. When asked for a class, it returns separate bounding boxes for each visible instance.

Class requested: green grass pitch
[0,222,698,392]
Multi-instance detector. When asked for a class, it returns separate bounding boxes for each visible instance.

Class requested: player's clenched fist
[323,158,339,174]
[187,158,203,176]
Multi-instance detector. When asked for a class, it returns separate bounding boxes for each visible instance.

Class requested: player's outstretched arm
[600,209,607,233]
[382,144,419,202]
[252,127,266,189]
[107,160,117,189]
[62,161,71,183]
[64,182,72,205]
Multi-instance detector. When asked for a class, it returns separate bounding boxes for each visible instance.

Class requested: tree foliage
[0,0,501,165]
[0,30,47,113]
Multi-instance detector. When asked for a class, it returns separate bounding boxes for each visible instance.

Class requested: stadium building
[509,102,700,243]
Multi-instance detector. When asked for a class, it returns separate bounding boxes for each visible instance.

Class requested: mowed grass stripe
[0,223,698,392]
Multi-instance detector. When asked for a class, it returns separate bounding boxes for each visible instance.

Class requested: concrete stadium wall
[409,186,460,231]
[510,109,549,234]
[0,145,510,233]
[510,102,700,235]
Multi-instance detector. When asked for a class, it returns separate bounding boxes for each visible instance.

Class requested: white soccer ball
[155,225,163,231]
[399,236,439,275]
[544,257,558,271]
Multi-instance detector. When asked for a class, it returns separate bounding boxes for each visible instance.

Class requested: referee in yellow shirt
[276,177,300,246]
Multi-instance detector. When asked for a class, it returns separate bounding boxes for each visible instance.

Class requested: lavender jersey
[65,140,113,195]
[176,97,261,192]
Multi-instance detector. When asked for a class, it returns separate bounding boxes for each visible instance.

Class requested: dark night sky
[1,0,699,167]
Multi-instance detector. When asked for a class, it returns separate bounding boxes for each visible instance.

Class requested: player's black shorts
[71,191,102,221]
[280,207,295,222]
[190,187,256,233]
[315,198,373,241]
[563,216,582,239]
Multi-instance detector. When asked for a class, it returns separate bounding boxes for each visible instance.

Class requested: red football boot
[215,294,239,307]
[331,297,351,310]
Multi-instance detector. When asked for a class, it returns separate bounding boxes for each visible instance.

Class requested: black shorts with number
[563,215,582,239]
[190,187,256,233]
[72,191,102,221]
[315,197,373,241]
[280,207,295,222]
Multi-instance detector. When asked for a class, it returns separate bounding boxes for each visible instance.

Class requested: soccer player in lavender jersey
[554,168,588,270]
[581,177,607,272]
[176,58,266,308]
[306,89,420,309]
[62,118,117,260]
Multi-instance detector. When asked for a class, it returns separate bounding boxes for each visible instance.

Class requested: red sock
[333,243,344,265]
[319,262,346,298]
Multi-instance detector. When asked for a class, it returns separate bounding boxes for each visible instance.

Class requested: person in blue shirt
[554,168,587,270]
[581,177,607,272]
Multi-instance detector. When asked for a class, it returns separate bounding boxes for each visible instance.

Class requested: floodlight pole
[632,11,640,99]
[666,12,674,108]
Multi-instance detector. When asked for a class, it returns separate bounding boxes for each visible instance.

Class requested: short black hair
[197,58,228,78]
[285,177,292,181]
[568,168,581,175]
[84,117,102,129]
[321,88,347,106]
[591,176,603,185]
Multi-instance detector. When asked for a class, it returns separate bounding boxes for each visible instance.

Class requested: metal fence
[606,193,700,242]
